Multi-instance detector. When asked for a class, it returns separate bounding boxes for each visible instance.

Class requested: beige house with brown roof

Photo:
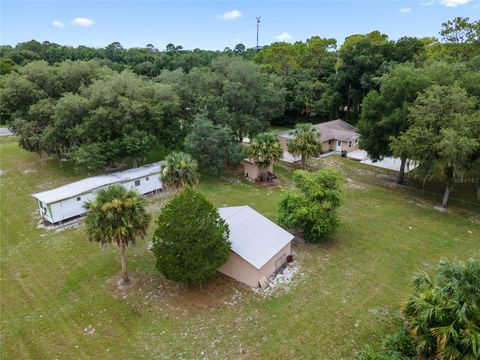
[278,119,360,162]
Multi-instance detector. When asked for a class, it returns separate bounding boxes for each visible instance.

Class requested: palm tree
[162,151,199,190]
[287,123,323,169]
[247,132,283,169]
[402,258,480,359]
[84,185,151,285]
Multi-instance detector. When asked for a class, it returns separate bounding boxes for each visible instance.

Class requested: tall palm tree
[84,185,151,284]
[162,151,199,190]
[287,123,323,169]
[247,132,283,169]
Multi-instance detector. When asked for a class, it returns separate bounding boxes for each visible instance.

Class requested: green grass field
[1,139,478,359]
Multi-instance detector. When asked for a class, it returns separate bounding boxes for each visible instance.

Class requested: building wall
[341,137,359,152]
[218,251,260,287]
[256,243,292,282]
[218,242,292,287]
[278,136,289,152]
[242,161,273,181]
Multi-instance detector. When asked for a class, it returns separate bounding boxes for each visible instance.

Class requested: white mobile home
[32,162,162,224]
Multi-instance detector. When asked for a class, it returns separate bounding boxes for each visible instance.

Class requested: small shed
[218,206,294,287]
[242,159,273,181]
[32,162,162,224]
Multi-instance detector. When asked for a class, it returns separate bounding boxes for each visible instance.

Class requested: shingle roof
[278,119,359,142]
[32,162,162,204]
[218,206,294,269]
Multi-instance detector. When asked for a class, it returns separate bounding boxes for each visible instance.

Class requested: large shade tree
[391,85,480,208]
[84,185,151,284]
[247,132,283,169]
[161,151,199,190]
[152,188,231,287]
[358,63,431,184]
[184,114,244,175]
[287,123,323,169]
[402,258,480,359]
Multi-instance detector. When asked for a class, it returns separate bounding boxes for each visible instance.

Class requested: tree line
[1,17,479,204]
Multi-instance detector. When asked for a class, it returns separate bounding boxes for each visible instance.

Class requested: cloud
[219,10,242,21]
[52,20,64,28]
[400,7,412,14]
[71,17,95,27]
[275,32,293,41]
[440,0,470,6]
[420,1,435,5]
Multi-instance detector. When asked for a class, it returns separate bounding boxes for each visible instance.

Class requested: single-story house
[278,119,360,162]
[32,162,162,224]
[241,159,273,181]
[218,206,294,287]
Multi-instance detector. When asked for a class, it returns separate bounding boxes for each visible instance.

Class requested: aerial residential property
[278,119,360,162]
[1,1,478,360]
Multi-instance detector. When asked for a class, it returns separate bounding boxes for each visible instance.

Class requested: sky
[1,0,479,50]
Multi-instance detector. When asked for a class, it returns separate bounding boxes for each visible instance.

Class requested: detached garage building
[218,206,294,287]
[32,162,162,224]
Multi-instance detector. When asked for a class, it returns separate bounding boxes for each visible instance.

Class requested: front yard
[1,139,478,359]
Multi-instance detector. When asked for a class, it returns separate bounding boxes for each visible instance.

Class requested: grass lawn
[1,139,478,359]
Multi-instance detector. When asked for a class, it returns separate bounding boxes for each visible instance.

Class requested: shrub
[278,167,343,242]
[152,188,231,286]
[402,258,480,359]
[356,328,415,360]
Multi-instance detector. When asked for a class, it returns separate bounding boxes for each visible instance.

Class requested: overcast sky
[1,0,479,50]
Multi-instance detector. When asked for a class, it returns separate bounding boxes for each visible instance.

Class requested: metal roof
[32,162,162,204]
[278,119,359,142]
[219,206,294,270]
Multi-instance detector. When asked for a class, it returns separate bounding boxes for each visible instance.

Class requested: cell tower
[256,17,261,50]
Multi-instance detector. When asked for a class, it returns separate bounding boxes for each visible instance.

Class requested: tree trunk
[442,184,451,209]
[442,167,454,209]
[397,156,406,185]
[476,182,480,202]
[119,242,129,284]
[301,155,306,170]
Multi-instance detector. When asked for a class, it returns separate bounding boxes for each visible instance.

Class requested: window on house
[146,177,149,181]
[76,197,81,201]
[328,140,332,144]
[348,141,352,147]
[337,140,341,146]
[355,138,358,144]
[135,180,141,186]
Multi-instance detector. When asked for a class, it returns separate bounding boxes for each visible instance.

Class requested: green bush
[403,258,480,359]
[152,188,231,287]
[356,328,415,360]
[278,167,343,242]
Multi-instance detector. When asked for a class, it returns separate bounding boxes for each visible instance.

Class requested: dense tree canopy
[1,17,478,181]
[184,114,244,175]
[152,188,231,287]
[391,85,480,208]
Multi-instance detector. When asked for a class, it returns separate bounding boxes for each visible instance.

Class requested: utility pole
[256,16,261,51]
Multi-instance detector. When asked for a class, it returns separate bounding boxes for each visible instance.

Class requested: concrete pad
[347,149,368,161]
[0,128,13,136]
[280,151,301,163]
[347,149,417,173]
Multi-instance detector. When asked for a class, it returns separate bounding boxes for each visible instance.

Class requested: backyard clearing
[1,139,479,359]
